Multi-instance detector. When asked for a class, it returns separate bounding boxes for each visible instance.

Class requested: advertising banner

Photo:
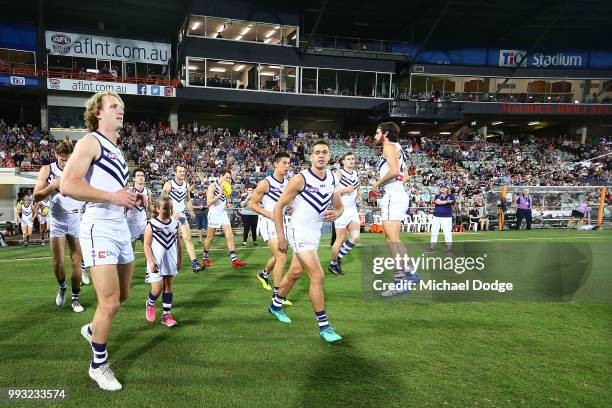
[45,31,170,65]
[47,78,175,97]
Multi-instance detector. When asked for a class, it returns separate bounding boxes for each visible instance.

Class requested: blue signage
[0,75,38,87]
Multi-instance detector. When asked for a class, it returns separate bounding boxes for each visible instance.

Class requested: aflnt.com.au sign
[45,31,170,64]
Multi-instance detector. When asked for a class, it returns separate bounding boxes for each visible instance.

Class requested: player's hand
[49,177,61,189]
[176,259,182,271]
[345,186,355,193]
[190,211,195,218]
[152,264,160,274]
[322,209,338,222]
[111,187,138,209]
[278,237,288,254]
[265,210,274,220]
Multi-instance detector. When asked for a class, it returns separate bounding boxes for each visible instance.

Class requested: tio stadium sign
[499,50,584,68]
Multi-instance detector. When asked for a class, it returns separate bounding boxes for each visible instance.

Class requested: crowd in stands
[400,90,612,104]
[2,117,610,222]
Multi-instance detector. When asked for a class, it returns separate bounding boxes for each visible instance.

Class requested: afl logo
[48,78,61,89]
[51,34,71,45]
[305,186,319,193]
[106,152,118,160]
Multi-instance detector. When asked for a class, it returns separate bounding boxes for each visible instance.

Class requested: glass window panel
[47,55,72,70]
[280,66,296,92]
[232,21,256,42]
[356,71,375,97]
[256,23,280,45]
[281,26,298,46]
[206,17,228,38]
[337,70,357,96]
[187,15,205,36]
[187,59,206,86]
[376,73,390,98]
[207,59,236,88]
[259,64,280,91]
[7,50,35,68]
[318,69,336,95]
[231,62,256,89]
[301,68,317,94]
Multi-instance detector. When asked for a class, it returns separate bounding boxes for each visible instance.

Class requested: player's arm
[33,165,57,202]
[374,144,401,188]
[249,179,271,219]
[142,224,157,272]
[161,182,171,197]
[323,190,344,222]
[176,225,183,271]
[15,203,21,223]
[434,196,447,205]
[273,175,304,253]
[206,183,221,207]
[60,135,137,208]
[334,170,354,194]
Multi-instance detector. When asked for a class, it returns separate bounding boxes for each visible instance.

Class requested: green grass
[0,230,611,407]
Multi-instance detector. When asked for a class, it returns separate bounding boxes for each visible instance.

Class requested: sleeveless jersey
[82,131,129,223]
[378,142,407,193]
[38,198,51,216]
[169,179,188,214]
[262,174,288,216]
[47,162,84,215]
[20,202,34,222]
[147,217,179,274]
[208,181,227,216]
[338,168,359,208]
[291,168,336,229]
[126,186,149,225]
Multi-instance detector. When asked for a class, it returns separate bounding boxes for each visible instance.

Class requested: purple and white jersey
[291,168,336,230]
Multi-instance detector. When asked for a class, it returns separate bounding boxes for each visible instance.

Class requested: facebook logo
[137,84,147,95]
[151,86,160,96]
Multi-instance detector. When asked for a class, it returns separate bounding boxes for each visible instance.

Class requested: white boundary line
[0,234,605,263]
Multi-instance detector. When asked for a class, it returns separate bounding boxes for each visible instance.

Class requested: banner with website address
[45,31,170,65]
[47,78,175,97]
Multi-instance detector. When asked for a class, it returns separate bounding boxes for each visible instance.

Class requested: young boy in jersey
[143,197,182,327]
[17,196,34,246]
[329,151,362,275]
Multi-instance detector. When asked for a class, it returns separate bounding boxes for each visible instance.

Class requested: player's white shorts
[285,221,321,253]
[50,212,81,238]
[208,211,231,229]
[145,264,177,283]
[335,206,360,229]
[39,216,49,225]
[127,221,146,241]
[20,220,33,228]
[258,217,278,242]
[173,212,189,226]
[79,220,134,267]
[380,190,409,221]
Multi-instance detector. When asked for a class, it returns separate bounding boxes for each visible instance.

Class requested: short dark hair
[219,168,231,176]
[274,151,290,162]
[311,139,329,152]
[377,122,400,142]
[133,168,144,176]
[342,151,355,160]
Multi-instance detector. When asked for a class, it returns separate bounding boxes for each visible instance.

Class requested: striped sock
[273,286,279,296]
[71,287,80,302]
[229,251,238,261]
[162,292,173,315]
[202,251,209,260]
[262,270,269,279]
[337,239,356,261]
[394,270,405,281]
[315,310,329,331]
[80,260,85,273]
[87,323,93,336]
[271,292,285,311]
[91,341,107,369]
[58,278,67,293]
[147,291,158,306]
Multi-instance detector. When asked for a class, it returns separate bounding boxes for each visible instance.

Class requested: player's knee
[275,251,287,263]
[310,269,325,285]
[100,298,121,317]
[52,258,64,271]
[350,233,360,243]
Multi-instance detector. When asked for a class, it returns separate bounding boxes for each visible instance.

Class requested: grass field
[0,230,610,407]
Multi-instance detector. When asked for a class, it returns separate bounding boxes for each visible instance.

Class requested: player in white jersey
[329,151,362,276]
[16,196,34,246]
[143,196,182,327]
[268,140,344,343]
[202,169,247,268]
[37,197,51,245]
[373,122,420,297]
[250,152,292,305]
[60,91,138,391]
[162,165,202,273]
[34,138,88,314]
[126,169,151,249]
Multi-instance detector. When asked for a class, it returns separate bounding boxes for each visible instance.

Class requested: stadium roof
[4,0,610,48]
